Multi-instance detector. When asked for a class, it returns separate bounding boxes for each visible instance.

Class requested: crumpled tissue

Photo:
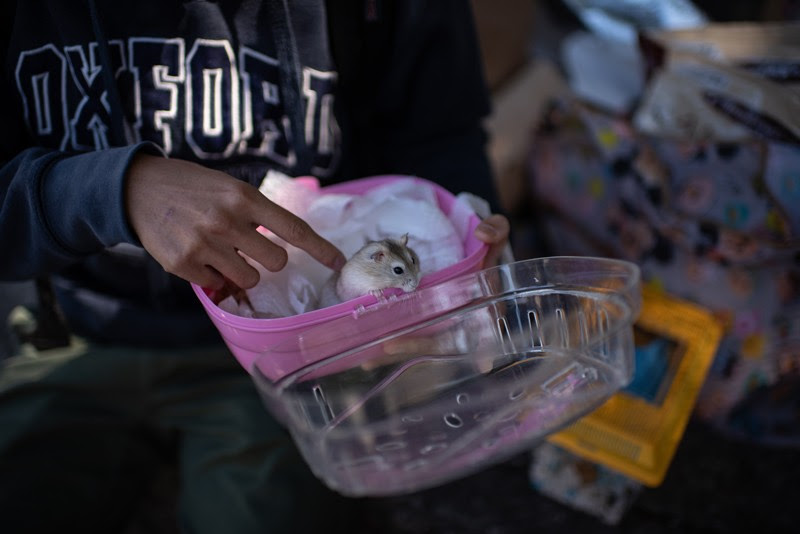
[218,172,477,318]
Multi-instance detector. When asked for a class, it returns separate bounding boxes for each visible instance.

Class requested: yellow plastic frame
[548,287,723,486]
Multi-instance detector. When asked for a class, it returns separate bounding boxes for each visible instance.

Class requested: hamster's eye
[393,266,404,275]
[411,257,416,264]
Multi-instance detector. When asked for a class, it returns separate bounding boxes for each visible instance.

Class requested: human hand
[474,214,511,267]
[125,154,346,292]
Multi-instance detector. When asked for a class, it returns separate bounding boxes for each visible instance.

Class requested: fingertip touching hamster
[318,234,421,307]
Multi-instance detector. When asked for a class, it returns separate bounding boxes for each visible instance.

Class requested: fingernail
[477,223,497,238]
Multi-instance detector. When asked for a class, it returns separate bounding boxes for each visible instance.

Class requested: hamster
[317,234,421,307]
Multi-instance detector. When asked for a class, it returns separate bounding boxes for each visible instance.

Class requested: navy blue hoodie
[0,0,495,346]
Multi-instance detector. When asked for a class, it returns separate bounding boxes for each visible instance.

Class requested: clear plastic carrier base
[252,257,641,497]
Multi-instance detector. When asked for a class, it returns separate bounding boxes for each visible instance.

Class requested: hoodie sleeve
[0,143,161,281]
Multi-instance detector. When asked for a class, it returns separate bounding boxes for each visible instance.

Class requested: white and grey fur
[318,234,421,307]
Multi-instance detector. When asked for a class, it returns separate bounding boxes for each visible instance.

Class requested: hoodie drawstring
[87,0,127,146]
[264,0,313,176]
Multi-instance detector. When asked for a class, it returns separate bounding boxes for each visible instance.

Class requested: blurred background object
[0,282,34,359]
[366,0,800,530]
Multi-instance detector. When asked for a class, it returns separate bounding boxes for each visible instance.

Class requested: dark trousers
[0,337,357,533]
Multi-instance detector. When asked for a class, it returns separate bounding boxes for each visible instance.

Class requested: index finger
[253,198,346,271]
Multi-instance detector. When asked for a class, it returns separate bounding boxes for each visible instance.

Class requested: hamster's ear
[400,233,409,246]
[367,243,386,263]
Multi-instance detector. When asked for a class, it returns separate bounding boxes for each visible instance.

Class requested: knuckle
[263,248,288,272]
[286,219,311,243]
[203,207,235,235]
[168,240,204,274]
[216,184,249,213]
[160,255,184,275]
[240,268,260,288]
[182,235,205,256]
